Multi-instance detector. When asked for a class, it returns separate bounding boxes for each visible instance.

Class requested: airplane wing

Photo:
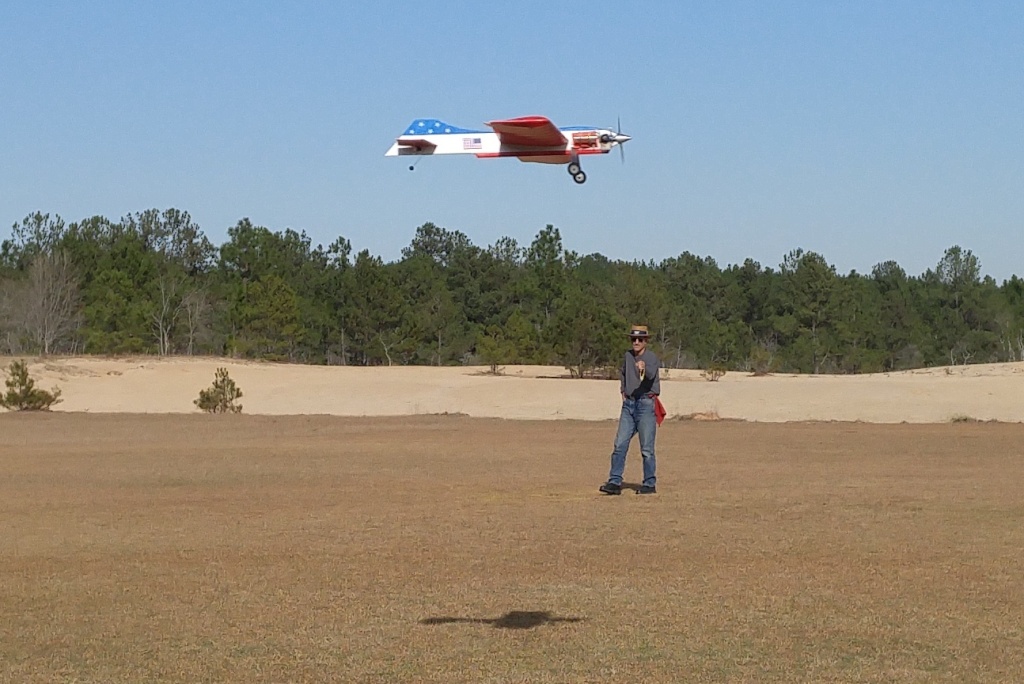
[486,116,567,147]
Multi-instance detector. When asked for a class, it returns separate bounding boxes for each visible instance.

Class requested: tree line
[1,209,1022,375]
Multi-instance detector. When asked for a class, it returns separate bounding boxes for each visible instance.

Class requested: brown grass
[2,414,1023,683]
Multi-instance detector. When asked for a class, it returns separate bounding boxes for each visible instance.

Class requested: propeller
[600,117,630,164]
[617,117,627,164]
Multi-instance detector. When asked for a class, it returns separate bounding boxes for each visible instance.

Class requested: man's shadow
[420,611,584,630]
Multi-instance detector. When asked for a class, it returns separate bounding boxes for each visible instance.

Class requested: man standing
[600,325,661,495]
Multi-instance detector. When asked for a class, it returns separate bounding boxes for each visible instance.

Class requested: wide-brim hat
[628,325,650,338]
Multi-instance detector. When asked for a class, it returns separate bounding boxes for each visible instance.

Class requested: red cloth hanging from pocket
[654,396,667,426]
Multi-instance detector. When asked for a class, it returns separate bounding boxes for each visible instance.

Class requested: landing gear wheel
[573,171,587,184]
[567,162,581,175]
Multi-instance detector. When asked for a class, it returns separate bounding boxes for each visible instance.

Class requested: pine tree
[194,368,243,413]
[1,360,63,411]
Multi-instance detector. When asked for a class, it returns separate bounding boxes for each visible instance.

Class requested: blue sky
[2,1,1021,280]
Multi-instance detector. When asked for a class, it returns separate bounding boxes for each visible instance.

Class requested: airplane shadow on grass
[420,611,585,630]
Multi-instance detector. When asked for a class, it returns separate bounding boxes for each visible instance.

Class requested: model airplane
[384,116,631,184]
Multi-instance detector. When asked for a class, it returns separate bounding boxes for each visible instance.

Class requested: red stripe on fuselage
[475,148,607,159]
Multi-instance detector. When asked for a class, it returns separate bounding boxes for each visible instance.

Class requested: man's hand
[635,359,646,374]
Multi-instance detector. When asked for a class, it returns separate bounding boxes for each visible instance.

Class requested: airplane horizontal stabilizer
[395,138,437,149]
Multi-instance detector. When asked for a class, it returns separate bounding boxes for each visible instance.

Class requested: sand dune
[2,356,1021,423]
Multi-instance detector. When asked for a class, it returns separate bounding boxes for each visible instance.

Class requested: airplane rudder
[399,118,470,135]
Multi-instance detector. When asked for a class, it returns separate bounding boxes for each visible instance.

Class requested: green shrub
[476,326,514,375]
[748,344,778,376]
[194,367,243,413]
[701,364,727,382]
[1,360,63,411]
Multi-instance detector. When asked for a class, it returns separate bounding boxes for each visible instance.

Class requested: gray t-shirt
[620,348,661,398]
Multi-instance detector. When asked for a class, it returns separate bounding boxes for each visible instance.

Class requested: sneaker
[598,482,622,495]
[637,485,657,495]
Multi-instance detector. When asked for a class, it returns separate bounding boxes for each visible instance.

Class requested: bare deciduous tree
[1001,330,1024,362]
[181,287,210,356]
[0,279,18,353]
[151,275,187,356]
[11,251,81,355]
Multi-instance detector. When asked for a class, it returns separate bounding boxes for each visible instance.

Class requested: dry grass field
[2,414,1023,683]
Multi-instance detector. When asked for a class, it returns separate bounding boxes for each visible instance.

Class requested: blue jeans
[608,395,657,487]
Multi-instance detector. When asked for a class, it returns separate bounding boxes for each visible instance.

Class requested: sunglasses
[630,337,646,343]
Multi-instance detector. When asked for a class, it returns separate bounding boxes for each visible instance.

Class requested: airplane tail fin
[399,119,485,135]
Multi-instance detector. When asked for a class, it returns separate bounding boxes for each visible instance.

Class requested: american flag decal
[463,137,482,150]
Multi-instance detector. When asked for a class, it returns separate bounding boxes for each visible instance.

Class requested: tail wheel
[567,162,581,175]
[573,171,587,184]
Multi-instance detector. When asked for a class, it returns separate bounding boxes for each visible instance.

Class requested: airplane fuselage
[385,124,626,164]
[385,117,630,183]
